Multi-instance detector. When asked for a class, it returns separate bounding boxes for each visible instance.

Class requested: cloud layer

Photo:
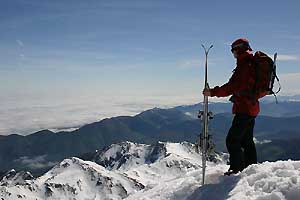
[0,94,200,136]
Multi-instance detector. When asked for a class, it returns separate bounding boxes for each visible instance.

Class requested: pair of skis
[198,44,213,185]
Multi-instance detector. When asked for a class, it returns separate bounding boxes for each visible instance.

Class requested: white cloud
[278,73,300,95]
[177,58,216,69]
[277,54,300,61]
[265,53,300,61]
[178,59,202,69]
[13,155,58,170]
[16,39,24,47]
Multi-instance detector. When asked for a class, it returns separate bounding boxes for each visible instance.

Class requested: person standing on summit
[203,38,258,175]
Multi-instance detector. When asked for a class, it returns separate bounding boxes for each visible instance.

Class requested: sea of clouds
[0,94,201,136]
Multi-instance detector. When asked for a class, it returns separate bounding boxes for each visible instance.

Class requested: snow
[185,160,300,200]
[1,141,300,200]
[229,161,300,200]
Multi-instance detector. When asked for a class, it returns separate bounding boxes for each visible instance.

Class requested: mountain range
[1,101,300,177]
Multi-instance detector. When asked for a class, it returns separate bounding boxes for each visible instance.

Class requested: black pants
[226,114,257,172]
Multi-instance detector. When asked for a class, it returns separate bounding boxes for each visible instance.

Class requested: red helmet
[231,38,252,52]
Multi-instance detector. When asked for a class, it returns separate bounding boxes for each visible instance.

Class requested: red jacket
[210,51,260,117]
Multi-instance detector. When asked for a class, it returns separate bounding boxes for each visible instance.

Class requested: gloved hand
[202,88,211,97]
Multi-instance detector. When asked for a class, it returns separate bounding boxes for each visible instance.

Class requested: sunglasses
[231,48,239,53]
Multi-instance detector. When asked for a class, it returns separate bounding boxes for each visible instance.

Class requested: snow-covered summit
[1,141,300,200]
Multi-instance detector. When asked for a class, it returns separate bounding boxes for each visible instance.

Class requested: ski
[199,44,213,185]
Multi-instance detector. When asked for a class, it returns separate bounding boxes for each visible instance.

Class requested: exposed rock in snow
[0,169,34,187]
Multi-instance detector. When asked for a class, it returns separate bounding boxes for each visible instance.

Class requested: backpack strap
[270,53,281,103]
[273,72,281,94]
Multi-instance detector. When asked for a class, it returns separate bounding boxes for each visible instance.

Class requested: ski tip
[201,44,214,52]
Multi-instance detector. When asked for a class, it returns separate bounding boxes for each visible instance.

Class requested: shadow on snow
[186,174,241,200]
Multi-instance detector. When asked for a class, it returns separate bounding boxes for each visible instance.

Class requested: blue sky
[0,0,300,135]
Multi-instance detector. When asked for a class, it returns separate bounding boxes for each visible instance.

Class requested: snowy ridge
[1,141,300,200]
[0,157,145,200]
[91,141,223,172]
